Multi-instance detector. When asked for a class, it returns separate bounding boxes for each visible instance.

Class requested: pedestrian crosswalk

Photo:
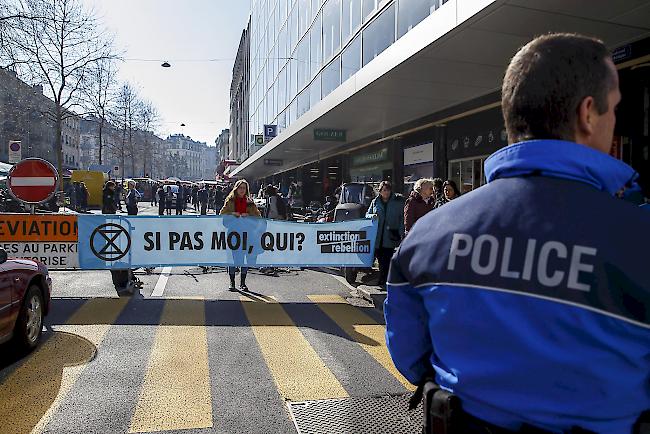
[0,294,412,434]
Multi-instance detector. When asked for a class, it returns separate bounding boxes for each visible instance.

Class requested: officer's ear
[576,96,598,137]
[575,95,596,145]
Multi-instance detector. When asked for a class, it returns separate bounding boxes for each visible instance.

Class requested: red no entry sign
[8,158,59,204]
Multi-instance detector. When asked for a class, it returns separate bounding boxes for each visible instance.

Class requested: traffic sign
[8,140,21,163]
[8,158,58,204]
[255,135,264,146]
[264,124,277,139]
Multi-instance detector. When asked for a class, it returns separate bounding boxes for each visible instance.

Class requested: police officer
[385,33,650,434]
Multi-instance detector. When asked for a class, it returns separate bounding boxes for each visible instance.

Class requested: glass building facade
[247,0,444,159]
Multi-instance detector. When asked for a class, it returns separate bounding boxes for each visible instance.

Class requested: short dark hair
[378,180,392,192]
[502,33,615,143]
[433,178,443,189]
[443,180,461,197]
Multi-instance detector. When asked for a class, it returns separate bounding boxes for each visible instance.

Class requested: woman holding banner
[219,179,261,291]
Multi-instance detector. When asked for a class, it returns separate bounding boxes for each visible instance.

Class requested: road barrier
[0,214,79,268]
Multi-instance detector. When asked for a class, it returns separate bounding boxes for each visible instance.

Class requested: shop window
[321,55,341,98]
[448,156,489,195]
[342,35,361,82]
[342,0,362,43]
[397,0,439,38]
[323,0,341,62]
[362,3,395,67]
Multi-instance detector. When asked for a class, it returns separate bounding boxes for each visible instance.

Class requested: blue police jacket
[385,139,649,434]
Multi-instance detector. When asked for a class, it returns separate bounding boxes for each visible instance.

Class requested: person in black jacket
[156,184,166,216]
[102,181,117,214]
[175,181,184,215]
[198,184,209,215]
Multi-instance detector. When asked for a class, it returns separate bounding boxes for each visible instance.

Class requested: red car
[0,248,51,351]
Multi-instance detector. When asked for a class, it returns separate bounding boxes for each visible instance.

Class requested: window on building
[310,73,321,108]
[279,0,287,23]
[321,55,341,98]
[310,12,322,78]
[289,56,297,100]
[299,0,310,37]
[278,65,287,111]
[296,35,309,91]
[342,35,361,82]
[270,43,277,79]
[311,0,320,19]
[362,3,395,66]
[362,0,390,21]
[289,97,297,125]
[342,0,361,42]
[279,25,287,67]
[397,0,439,38]
[297,85,310,117]
[322,0,341,62]
[289,6,298,52]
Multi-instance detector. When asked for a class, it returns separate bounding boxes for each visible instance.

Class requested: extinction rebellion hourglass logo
[90,223,131,261]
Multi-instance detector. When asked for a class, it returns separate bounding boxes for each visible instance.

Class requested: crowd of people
[366,177,461,286]
[65,181,90,212]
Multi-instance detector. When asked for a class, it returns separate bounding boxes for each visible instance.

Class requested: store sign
[612,45,632,63]
[314,128,346,142]
[404,142,434,166]
[0,214,79,269]
[351,147,388,167]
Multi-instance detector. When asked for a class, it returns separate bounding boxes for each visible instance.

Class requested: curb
[357,285,386,309]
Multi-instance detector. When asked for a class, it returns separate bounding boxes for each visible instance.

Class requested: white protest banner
[77,215,377,269]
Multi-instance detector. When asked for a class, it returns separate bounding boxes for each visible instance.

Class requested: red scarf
[235,196,248,214]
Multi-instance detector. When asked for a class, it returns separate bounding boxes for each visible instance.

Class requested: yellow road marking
[308,295,415,391]
[242,300,348,401]
[0,297,129,434]
[239,294,277,303]
[129,299,212,433]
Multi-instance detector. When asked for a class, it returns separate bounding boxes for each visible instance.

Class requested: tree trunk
[55,108,63,192]
[98,118,104,165]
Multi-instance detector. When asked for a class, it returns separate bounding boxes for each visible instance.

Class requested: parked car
[0,248,51,351]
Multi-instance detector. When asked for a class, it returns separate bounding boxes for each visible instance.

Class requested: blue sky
[84,0,251,146]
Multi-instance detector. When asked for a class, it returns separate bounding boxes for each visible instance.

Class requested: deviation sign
[8,158,58,204]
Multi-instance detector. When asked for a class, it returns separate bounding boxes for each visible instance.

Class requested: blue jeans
[227,267,247,278]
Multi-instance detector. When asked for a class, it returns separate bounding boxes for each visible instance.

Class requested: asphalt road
[0,201,417,434]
